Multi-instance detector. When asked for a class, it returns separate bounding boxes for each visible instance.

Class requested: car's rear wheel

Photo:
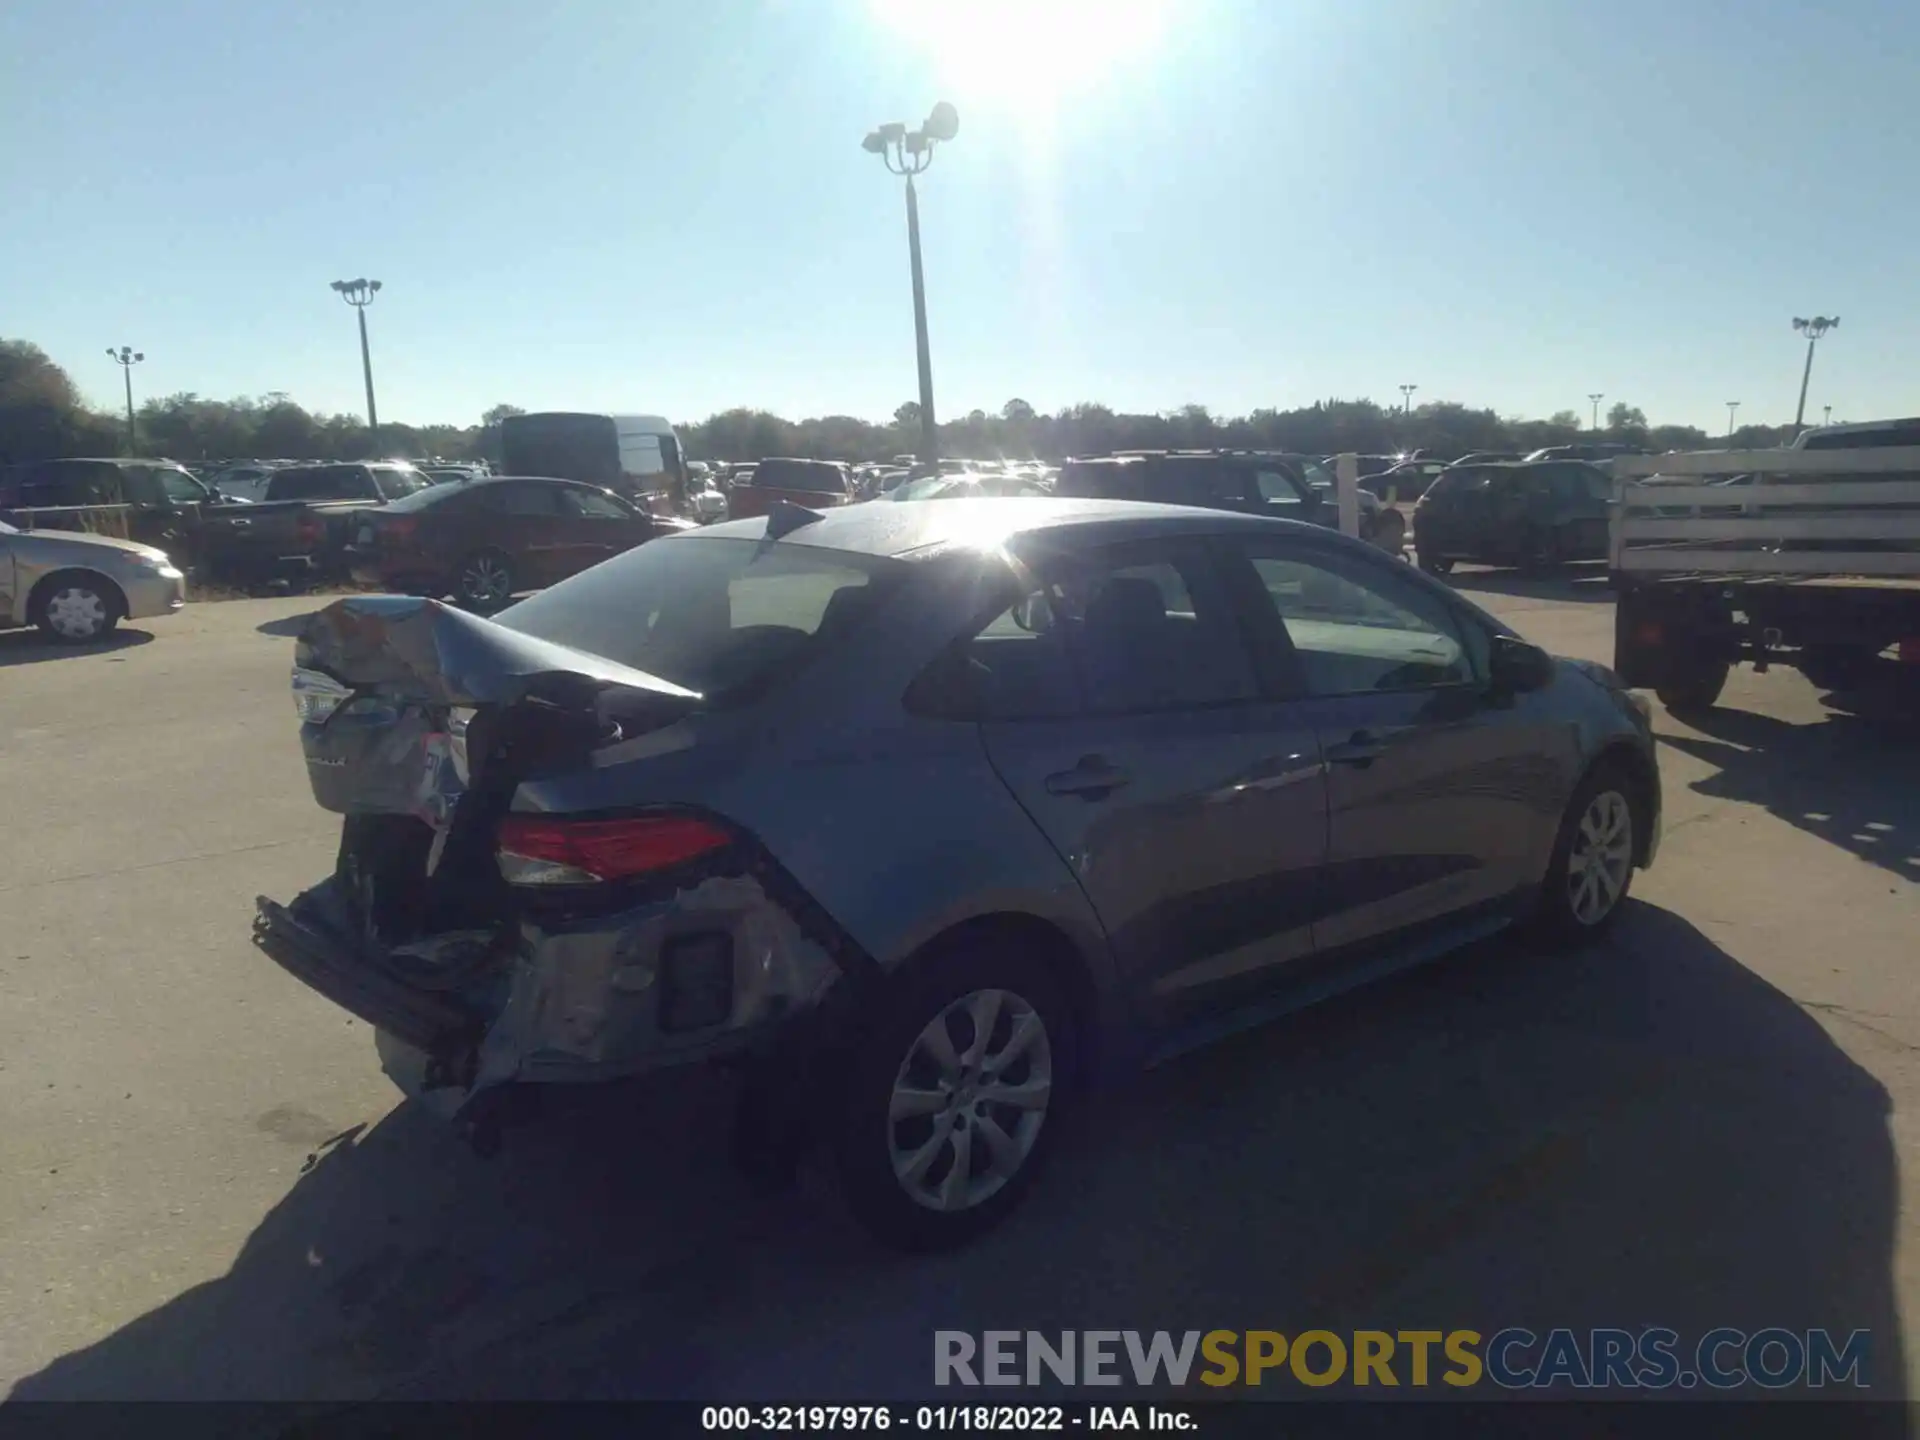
[1655,659,1730,715]
[1417,547,1454,575]
[455,550,514,611]
[833,943,1074,1251]
[32,572,122,644]
[1533,762,1642,946]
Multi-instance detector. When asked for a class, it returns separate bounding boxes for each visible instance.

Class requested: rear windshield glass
[752,459,847,494]
[265,470,356,501]
[495,535,904,702]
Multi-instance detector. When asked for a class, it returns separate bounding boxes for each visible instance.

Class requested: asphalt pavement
[2,570,1916,1405]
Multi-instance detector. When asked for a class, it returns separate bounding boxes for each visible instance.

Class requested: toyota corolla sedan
[255,499,1659,1250]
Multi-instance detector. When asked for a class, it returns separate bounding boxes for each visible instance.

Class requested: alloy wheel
[45,586,108,640]
[1566,789,1633,926]
[887,987,1053,1213]
[459,556,512,607]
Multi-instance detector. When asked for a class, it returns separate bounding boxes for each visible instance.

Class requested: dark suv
[1056,452,1405,553]
[1413,461,1614,573]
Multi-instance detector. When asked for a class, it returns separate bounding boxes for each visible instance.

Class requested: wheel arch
[1582,739,1660,868]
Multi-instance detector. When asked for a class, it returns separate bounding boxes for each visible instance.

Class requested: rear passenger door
[972,537,1329,1038]
[473,482,572,586]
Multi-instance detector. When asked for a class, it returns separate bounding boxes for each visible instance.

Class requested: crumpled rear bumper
[252,892,484,1055]
[252,863,852,1119]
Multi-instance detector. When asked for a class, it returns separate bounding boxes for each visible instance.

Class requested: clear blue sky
[2,0,1913,433]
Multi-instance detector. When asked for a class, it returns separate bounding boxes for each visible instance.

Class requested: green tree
[1001,397,1035,424]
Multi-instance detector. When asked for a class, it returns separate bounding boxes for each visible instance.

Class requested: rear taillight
[495,812,733,886]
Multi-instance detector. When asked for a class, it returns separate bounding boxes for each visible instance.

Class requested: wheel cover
[1567,789,1633,925]
[45,586,107,639]
[460,556,511,604]
[887,987,1053,1213]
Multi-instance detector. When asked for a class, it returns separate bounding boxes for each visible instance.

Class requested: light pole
[1725,401,1740,441]
[107,346,144,452]
[1791,315,1838,432]
[1588,393,1604,431]
[1824,404,1833,427]
[863,102,958,467]
[1398,384,1418,416]
[330,278,384,449]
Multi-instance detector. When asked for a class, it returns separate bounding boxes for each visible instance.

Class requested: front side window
[1253,468,1308,511]
[155,466,209,504]
[371,466,430,500]
[563,486,634,519]
[1237,543,1474,695]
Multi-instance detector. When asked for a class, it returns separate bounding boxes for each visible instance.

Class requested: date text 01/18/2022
[701,1405,1196,1432]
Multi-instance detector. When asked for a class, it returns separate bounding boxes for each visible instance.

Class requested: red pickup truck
[726,458,855,520]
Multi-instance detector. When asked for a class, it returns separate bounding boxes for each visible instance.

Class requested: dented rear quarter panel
[513,552,1127,1038]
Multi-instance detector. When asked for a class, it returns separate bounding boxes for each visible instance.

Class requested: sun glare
[871,0,1173,120]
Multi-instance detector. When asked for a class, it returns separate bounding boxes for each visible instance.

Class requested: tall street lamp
[1725,400,1740,441]
[1791,315,1838,432]
[107,346,144,452]
[1398,383,1418,416]
[1588,393,1605,431]
[863,101,958,467]
[1824,404,1833,426]
[330,278,384,449]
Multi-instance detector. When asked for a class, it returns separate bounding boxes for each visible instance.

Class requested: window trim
[1214,534,1489,699]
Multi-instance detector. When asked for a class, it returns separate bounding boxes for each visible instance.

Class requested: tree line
[2,337,1798,473]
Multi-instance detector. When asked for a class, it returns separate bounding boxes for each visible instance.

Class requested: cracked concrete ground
[2,571,1915,1404]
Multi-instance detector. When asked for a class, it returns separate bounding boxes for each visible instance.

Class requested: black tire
[1521,528,1563,574]
[455,550,515,611]
[1417,548,1454,575]
[1655,660,1730,715]
[1532,760,1643,948]
[31,571,123,644]
[831,939,1077,1252]
[1799,645,1878,691]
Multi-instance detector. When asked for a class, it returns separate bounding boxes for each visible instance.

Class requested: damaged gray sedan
[257,497,1660,1250]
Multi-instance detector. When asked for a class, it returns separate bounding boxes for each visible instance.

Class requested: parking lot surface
[2,572,1917,1402]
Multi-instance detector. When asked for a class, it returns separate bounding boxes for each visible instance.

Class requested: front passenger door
[1222,536,1564,955]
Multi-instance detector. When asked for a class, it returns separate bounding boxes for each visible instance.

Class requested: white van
[498,412,687,511]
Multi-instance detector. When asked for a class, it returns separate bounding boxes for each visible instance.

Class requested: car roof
[691,496,1322,559]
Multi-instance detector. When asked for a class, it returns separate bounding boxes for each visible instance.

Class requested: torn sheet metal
[471,873,841,1092]
[296,595,700,708]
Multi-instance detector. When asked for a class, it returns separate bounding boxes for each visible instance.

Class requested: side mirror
[1489,634,1555,693]
[1011,592,1053,632]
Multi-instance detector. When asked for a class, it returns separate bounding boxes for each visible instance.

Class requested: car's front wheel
[1534,762,1642,945]
[833,943,1074,1251]
[33,572,122,644]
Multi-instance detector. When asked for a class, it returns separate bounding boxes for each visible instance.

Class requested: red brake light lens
[496,813,733,886]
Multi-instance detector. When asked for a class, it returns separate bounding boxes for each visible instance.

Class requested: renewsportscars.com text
[934,1328,1872,1391]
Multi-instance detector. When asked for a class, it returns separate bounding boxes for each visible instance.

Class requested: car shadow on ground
[1658,704,1920,882]
[255,613,316,638]
[0,627,153,668]
[1444,564,1614,606]
[11,904,1904,1411]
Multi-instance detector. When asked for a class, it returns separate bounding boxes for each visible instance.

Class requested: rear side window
[496,536,903,702]
[1147,460,1245,509]
[268,469,359,501]
[477,482,565,516]
[1056,462,1144,500]
[934,546,1256,719]
[752,460,847,495]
